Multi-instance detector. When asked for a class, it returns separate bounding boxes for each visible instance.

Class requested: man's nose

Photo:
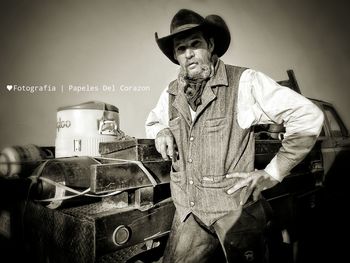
[185,48,194,59]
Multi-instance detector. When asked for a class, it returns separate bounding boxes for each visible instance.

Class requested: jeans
[163,197,274,263]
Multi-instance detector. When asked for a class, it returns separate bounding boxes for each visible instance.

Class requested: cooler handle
[98,119,118,135]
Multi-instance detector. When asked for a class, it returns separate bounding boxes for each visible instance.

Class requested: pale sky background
[0,0,349,150]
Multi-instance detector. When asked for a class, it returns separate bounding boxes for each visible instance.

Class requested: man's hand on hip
[226,170,279,201]
[155,128,175,160]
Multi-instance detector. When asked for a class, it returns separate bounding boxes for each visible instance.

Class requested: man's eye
[176,46,186,52]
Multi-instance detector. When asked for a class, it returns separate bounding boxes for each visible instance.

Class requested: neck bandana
[182,55,218,111]
[184,77,208,111]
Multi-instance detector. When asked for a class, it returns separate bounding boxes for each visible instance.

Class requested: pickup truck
[0,70,349,263]
[254,71,350,263]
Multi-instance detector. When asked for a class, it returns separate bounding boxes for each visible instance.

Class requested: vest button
[190,201,195,207]
[189,136,194,141]
[188,158,193,163]
[189,180,194,185]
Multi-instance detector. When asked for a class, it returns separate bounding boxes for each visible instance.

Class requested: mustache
[185,60,198,67]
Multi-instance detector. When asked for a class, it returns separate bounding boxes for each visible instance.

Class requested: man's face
[173,32,214,79]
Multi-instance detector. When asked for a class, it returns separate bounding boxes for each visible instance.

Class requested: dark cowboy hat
[155,9,231,64]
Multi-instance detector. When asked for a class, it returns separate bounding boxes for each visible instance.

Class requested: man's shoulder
[223,63,250,72]
[222,63,252,82]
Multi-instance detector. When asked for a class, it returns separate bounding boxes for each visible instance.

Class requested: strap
[33,157,157,208]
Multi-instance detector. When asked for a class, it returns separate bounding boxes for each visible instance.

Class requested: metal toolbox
[20,194,174,263]
[1,138,174,262]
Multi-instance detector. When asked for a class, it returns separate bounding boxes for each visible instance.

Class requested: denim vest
[168,61,254,226]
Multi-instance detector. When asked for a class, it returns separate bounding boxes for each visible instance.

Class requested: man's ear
[208,37,215,53]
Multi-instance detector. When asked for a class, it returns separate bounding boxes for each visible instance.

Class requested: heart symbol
[7,85,13,91]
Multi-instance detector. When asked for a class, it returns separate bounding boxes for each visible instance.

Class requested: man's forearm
[264,134,319,181]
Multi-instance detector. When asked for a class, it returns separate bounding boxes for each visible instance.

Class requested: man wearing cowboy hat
[146,9,323,262]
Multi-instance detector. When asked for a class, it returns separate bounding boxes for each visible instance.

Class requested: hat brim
[155,15,231,64]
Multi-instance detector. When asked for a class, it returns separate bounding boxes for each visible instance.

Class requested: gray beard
[179,61,213,81]
[186,63,212,80]
[179,55,218,82]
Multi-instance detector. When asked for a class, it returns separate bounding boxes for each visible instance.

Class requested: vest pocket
[171,160,181,173]
[170,170,183,183]
[201,174,230,188]
[204,117,227,133]
[201,118,228,175]
[170,170,185,191]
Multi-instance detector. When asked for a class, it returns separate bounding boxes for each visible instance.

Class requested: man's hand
[226,170,279,201]
[155,128,175,160]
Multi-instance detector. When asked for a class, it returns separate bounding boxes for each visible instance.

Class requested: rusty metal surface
[23,201,95,263]
[17,195,174,263]
[90,161,171,194]
[61,193,129,218]
[99,139,163,162]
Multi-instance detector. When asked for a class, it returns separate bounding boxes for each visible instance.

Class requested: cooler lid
[57,101,119,112]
